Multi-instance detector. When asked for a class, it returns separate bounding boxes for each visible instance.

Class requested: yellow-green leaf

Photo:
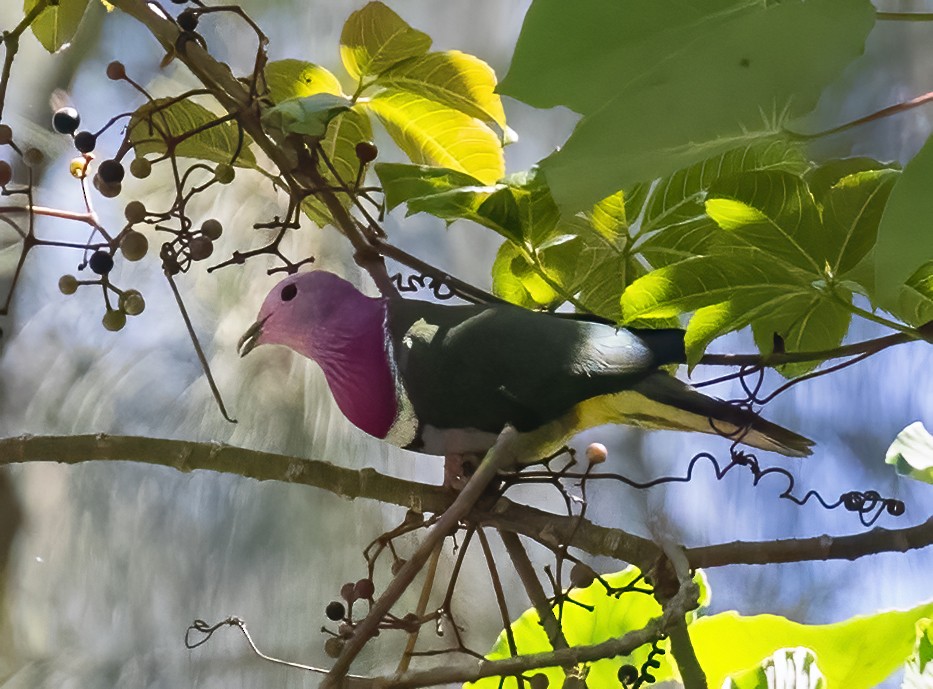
[339,1,431,82]
[264,59,344,102]
[585,191,627,244]
[129,98,256,167]
[691,601,933,689]
[378,50,508,134]
[26,0,90,53]
[361,88,503,184]
[301,105,374,228]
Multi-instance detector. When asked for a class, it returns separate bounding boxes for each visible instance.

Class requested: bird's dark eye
[281,283,298,302]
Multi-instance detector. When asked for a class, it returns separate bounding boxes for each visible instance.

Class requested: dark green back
[387,298,685,434]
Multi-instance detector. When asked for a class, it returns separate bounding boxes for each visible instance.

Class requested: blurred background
[1,1,932,687]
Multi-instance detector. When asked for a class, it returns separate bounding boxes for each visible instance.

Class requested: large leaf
[26,0,90,52]
[885,422,933,485]
[893,261,933,327]
[501,0,875,211]
[378,50,508,134]
[690,601,933,689]
[362,88,504,184]
[339,1,431,82]
[301,105,375,228]
[374,162,484,212]
[875,133,933,308]
[468,567,708,689]
[129,99,256,167]
[263,59,344,102]
[821,168,899,276]
[704,171,826,273]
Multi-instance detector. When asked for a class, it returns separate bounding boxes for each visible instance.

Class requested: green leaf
[467,567,708,689]
[704,171,825,273]
[904,619,933,689]
[621,251,809,323]
[301,105,375,228]
[261,93,352,138]
[885,422,933,484]
[725,648,825,689]
[374,163,484,211]
[339,1,431,82]
[690,601,933,689]
[128,98,256,167]
[585,191,627,244]
[620,251,849,370]
[804,157,897,202]
[822,168,899,276]
[501,0,875,211]
[892,261,933,327]
[362,88,504,184]
[378,50,508,135]
[264,59,345,102]
[26,0,90,53]
[876,133,933,308]
[492,241,564,309]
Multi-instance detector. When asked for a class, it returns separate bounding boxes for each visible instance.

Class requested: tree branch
[371,576,700,689]
[4,434,932,571]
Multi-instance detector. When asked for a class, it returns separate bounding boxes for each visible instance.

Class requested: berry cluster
[321,578,377,658]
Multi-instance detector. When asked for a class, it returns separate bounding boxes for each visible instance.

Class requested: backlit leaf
[339,1,431,81]
[128,98,256,167]
[26,0,90,52]
[264,60,344,102]
[362,88,504,184]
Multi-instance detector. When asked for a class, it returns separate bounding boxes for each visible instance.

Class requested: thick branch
[4,434,932,570]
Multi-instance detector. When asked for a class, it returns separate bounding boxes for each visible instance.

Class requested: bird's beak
[238,317,267,357]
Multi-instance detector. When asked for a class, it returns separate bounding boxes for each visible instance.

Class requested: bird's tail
[630,372,814,458]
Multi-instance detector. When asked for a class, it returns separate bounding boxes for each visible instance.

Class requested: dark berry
[52,107,81,135]
[89,250,115,275]
[58,274,79,295]
[618,665,639,685]
[340,582,357,602]
[177,9,198,31]
[325,601,346,621]
[120,230,149,261]
[200,218,223,240]
[93,175,122,198]
[528,675,550,689]
[188,236,213,261]
[102,309,126,332]
[23,148,44,167]
[130,157,151,179]
[0,124,12,145]
[119,289,145,316]
[886,500,906,516]
[214,163,234,184]
[0,160,12,187]
[324,637,344,659]
[353,578,375,600]
[124,201,147,224]
[98,159,125,184]
[106,61,126,80]
[74,131,97,153]
[354,141,378,163]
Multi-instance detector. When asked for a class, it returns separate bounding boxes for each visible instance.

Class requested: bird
[238,271,813,467]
